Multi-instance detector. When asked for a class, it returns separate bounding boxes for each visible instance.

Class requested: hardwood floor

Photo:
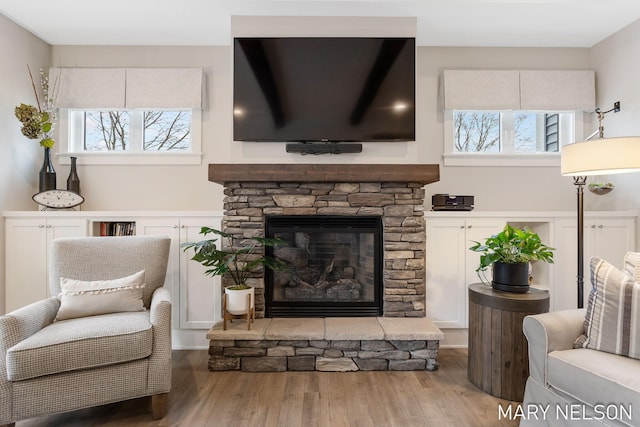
[18,349,519,427]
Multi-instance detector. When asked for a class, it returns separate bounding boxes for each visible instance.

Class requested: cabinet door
[137,218,181,327]
[553,218,636,310]
[426,218,504,328]
[426,219,467,328]
[139,216,222,330]
[178,217,221,329]
[5,218,86,312]
[5,219,48,312]
[589,219,635,269]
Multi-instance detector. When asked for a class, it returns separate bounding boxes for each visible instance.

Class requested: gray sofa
[0,235,171,426]
[521,309,640,426]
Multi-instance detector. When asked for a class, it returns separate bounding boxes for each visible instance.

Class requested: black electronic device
[285,143,363,155]
[233,37,415,144]
[432,194,474,211]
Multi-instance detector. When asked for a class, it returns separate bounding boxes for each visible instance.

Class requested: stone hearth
[207,317,444,372]
[209,163,440,318]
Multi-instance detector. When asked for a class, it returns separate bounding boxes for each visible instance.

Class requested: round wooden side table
[467,283,549,402]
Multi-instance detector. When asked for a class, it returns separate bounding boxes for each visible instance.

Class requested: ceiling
[1,0,640,48]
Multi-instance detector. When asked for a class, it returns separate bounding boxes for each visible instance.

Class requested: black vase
[492,262,530,293]
[39,147,56,192]
[67,156,81,195]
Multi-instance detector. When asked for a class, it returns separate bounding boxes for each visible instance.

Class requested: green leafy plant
[14,66,56,148]
[181,227,288,290]
[469,224,555,274]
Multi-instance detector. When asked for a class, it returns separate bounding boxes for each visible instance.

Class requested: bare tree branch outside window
[85,111,129,151]
[454,112,500,152]
[514,113,536,152]
[144,111,190,151]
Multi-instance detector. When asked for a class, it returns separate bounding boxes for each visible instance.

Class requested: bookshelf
[93,221,136,236]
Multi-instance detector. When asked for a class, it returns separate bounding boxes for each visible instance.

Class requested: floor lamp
[561,103,640,308]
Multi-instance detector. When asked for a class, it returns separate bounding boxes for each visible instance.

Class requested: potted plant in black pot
[181,227,288,328]
[469,224,555,293]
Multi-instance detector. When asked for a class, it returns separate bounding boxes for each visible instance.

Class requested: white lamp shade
[561,136,640,176]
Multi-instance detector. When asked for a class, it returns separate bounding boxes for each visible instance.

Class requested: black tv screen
[233,37,415,142]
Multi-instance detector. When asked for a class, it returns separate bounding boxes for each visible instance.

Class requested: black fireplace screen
[265,216,383,317]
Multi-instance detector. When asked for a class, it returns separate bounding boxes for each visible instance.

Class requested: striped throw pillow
[574,256,640,359]
[623,252,640,281]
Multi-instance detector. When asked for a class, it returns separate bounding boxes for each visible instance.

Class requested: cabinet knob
[591,225,596,229]
[39,224,45,228]
[598,224,604,229]
[468,225,472,229]
[173,225,179,229]
[460,225,465,229]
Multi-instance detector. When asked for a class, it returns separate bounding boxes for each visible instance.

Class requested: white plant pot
[224,286,254,315]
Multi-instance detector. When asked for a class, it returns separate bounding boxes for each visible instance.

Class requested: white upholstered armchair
[0,235,171,426]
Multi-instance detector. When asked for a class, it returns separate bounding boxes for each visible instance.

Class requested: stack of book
[98,221,136,236]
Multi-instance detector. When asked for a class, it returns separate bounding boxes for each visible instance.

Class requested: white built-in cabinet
[137,216,222,330]
[425,211,637,329]
[3,211,223,348]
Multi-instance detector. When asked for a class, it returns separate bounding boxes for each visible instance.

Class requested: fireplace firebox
[265,216,383,317]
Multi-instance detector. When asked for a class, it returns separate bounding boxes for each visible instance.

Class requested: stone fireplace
[209,163,440,319]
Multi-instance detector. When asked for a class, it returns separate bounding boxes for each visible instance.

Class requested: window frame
[443,110,584,167]
[57,108,203,165]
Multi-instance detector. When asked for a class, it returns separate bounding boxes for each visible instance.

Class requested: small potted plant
[469,224,555,293]
[181,227,288,320]
[588,181,615,195]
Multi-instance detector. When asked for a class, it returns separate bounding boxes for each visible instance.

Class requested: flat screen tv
[233,37,415,143]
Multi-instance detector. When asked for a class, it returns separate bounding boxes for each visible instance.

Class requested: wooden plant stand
[223,293,254,330]
[467,283,549,401]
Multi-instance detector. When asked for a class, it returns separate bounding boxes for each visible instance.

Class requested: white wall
[589,19,640,231]
[0,14,51,314]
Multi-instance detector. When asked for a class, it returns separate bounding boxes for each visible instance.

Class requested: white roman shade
[442,69,595,111]
[53,67,203,109]
[55,68,126,109]
[125,68,203,109]
[520,70,595,111]
[443,70,520,110]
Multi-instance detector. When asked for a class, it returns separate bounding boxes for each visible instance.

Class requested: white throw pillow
[56,270,146,321]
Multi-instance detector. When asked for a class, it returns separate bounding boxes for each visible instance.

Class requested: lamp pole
[574,176,587,309]
[572,105,613,309]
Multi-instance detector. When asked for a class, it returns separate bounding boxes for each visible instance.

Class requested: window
[82,110,191,152]
[60,108,202,165]
[53,67,204,165]
[445,110,581,167]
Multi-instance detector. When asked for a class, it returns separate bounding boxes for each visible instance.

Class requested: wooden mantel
[208,164,440,185]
